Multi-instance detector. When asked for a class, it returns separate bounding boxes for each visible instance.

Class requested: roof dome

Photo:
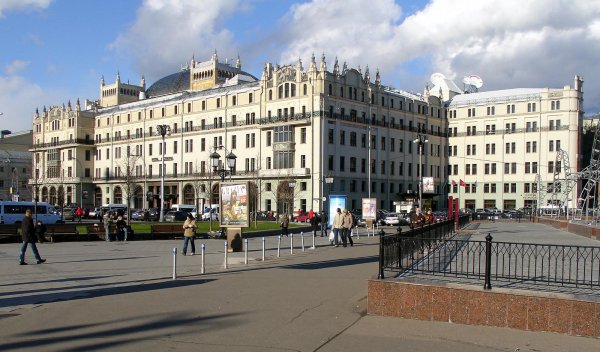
[146,70,190,98]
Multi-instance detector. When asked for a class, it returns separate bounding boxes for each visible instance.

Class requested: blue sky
[1,0,599,133]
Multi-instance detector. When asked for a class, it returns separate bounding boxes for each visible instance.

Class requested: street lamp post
[210,145,237,182]
[413,134,428,211]
[288,181,296,215]
[156,125,171,222]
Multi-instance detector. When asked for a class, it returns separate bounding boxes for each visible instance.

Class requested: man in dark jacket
[19,209,46,265]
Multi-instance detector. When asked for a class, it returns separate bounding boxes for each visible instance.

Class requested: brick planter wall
[368,280,600,338]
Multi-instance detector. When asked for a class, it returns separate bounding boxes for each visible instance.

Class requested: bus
[0,201,62,224]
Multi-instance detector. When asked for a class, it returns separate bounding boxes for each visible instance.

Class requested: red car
[293,212,310,223]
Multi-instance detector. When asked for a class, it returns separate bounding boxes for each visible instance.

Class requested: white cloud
[5,60,30,76]
[0,0,51,17]
[110,0,243,82]
[277,0,600,114]
[0,60,66,133]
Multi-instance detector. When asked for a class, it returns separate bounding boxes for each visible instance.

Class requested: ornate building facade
[30,52,447,213]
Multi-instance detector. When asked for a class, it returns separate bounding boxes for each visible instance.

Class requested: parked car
[164,211,188,222]
[131,209,149,221]
[293,212,310,223]
[384,213,401,226]
[201,209,219,221]
[62,207,75,221]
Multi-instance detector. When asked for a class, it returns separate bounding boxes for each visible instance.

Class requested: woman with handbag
[181,213,197,256]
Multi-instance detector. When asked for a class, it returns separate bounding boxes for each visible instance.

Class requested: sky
[1,0,600,133]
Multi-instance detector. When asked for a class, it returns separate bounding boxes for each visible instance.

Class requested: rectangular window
[301,128,306,143]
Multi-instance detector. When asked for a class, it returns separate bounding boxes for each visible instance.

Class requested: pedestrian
[19,209,46,265]
[308,209,314,220]
[341,209,354,247]
[115,216,126,241]
[34,219,47,243]
[103,211,112,241]
[332,208,343,247]
[320,211,328,237]
[310,212,319,237]
[181,213,196,256]
[75,207,84,222]
[280,213,290,237]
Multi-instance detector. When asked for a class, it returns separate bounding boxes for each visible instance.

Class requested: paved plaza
[0,224,598,351]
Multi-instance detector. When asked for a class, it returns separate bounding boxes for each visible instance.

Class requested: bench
[86,224,114,241]
[0,224,20,243]
[150,224,181,240]
[45,224,81,242]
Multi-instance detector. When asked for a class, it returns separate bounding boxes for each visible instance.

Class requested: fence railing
[378,217,467,279]
[384,232,600,289]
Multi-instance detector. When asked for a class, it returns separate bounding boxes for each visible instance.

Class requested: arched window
[328,84,333,95]
[303,84,307,95]
[278,85,283,99]
[291,83,296,97]
[114,186,123,204]
[340,86,344,98]
[269,90,273,100]
[232,96,237,106]
[183,184,195,205]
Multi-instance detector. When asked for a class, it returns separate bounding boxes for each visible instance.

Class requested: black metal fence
[378,217,464,279]
[380,230,600,289]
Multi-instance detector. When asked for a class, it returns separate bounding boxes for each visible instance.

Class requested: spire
[319,52,326,72]
[141,75,146,88]
[342,61,348,74]
[212,49,218,62]
[236,54,241,69]
[309,53,317,72]
[364,65,370,83]
[357,65,362,75]
[333,57,339,76]
[67,100,72,111]
[35,107,39,118]
[296,57,303,71]
[62,102,66,111]
[76,98,81,111]
[116,71,121,83]
[100,75,105,86]
[375,68,381,86]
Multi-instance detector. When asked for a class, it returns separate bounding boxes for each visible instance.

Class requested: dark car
[164,211,188,222]
[131,209,149,221]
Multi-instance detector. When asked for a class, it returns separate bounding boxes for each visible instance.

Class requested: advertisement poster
[328,195,346,228]
[220,182,249,227]
[362,198,377,219]
[423,177,435,193]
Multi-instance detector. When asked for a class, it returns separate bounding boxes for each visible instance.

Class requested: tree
[189,161,215,230]
[118,149,141,223]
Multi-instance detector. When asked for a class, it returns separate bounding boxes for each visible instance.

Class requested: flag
[459,179,466,187]
[451,180,456,186]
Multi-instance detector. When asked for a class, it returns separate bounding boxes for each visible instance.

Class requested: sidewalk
[0,225,598,351]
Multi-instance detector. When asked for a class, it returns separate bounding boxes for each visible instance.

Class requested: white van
[0,201,62,224]
[170,204,195,213]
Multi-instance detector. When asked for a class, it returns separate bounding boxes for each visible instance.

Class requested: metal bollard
[244,238,248,265]
[290,233,294,254]
[224,241,228,269]
[172,247,177,280]
[201,243,206,274]
[277,235,281,257]
[262,237,266,261]
[484,233,493,290]
[301,231,305,251]
[311,230,316,249]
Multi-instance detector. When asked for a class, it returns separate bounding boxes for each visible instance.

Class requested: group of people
[409,208,435,226]
[102,211,129,242]
[331,208,356,247]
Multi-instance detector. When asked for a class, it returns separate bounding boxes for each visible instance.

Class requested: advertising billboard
[362,198,377,220]
[328,195,346,228]
[220,182,249,227]
[423,177,435,193]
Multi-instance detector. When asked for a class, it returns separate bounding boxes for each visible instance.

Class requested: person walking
[103,211,112,241]
[34,220,47,243]
[310,212,319,237]
[181,213,196,256]
[75,207,84,222]
[332,208,343,247]
[19,209,46,265]
[280,213,290,237]
[320,211,328,237]
[341,209,354,247]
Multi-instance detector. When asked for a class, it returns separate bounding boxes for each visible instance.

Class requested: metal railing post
[172,247,177,280]
[378,229,385,279]
[290,233,294,255]
[262,237,266,261]
[201,243,205,274]
[224,241,228,269]
[484,233,493,290]
[244,238,248,265]
[277,235,281,257]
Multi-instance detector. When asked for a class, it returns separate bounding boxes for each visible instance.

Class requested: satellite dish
[430,72,446,87]
[469,75,483,88]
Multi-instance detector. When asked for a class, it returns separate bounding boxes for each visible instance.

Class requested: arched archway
[42,187,48,203]
[183,184,195,205]
[49,187,56,205]
[114,186,123,204]
[57,186,65,208]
